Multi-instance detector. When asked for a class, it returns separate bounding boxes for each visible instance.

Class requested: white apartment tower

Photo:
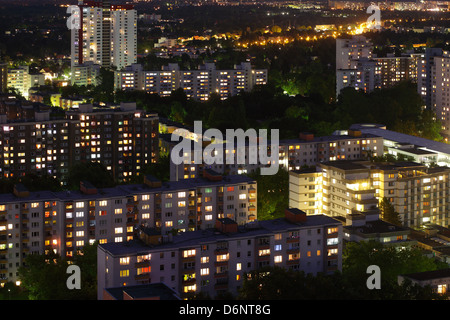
[432,51,450,139]
[336,36,373,70]
[71,0,137,71]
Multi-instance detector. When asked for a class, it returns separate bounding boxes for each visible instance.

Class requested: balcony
[286,248,300,254]
[214,247,228,255]
[135,273,151,282]
[135,260,150,268]
[214,271,228,279]
[259,253,272,262]
[286,236,299,243]
[182,277,196,285]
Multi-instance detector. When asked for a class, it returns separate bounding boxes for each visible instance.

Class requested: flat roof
[319,160,369,171]
[99,214,342,257]
[393,147,437,155]
[104,283,180,300]
[0,175,256,203]
[279,133,381,145]
[401,268,450,281]
[344,219,409,235]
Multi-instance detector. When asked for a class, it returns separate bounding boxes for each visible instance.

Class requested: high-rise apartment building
[97,208,342,299]
[417,47,443,109]
[0,173,257,286]
[114,62,268,100]
[289,160,450,228]
[336,36,373,70]
[6,66,45,99]
[336,36,419,97]
[0,98,159,183]
[167,130,383,181]
[431,51,450,139]
[70,0,137,71]
[374,53,420,88]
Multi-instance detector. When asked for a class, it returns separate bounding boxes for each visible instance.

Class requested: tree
[379,197,402,226]
[18,243,98,300]
[18,251,70,300]
[246,167,289,220]
[169,101,187,123]
[342,240,447,299]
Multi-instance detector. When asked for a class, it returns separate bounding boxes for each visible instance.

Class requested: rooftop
[104,283,180,300]
[349,124,450,156]
[0,174,256,203]
[344,219,409,235]
[319,160,370,171]
[401,268,450,281]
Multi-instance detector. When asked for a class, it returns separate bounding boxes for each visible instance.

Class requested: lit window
[200,268,209,276]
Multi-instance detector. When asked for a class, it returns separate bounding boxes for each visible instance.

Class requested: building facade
[0,173,257,286]
[336,36,420,97]
[70,0,137,71]
[0,62,7,93]
[71,62,101,86]
[6,66,45,99]
[0,99,159,183]
[289,160,450,228]
[114,62,268,101]
[168,130,383,181]
[97,208,342,299]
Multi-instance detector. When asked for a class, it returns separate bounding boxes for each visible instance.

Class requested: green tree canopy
[66,161,116,190]
[18,243,97,300]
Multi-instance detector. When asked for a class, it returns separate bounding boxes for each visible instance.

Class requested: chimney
[299,132,314,141]
[215,218,238,233]
[285,208,307,223]
[203,168,223,181]
[80,180,97,195]
[13,183,29,198]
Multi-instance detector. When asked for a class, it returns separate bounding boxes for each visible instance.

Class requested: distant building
[336,36,419,97]
[167,129,383,181]
[339,210,414,247]
[0,98,159,183]
[0,173,256,286]
[374,53,420,88]
[102,283,181,300]
[398,269,450,297]
[348,123,450,166]
[0,62,8,93]
[289,159,450,228]
[431,51,450,139]
[114,62,267,101]
[417,47,443,109]
[97,208,343,299]
[70,0,137,70]
[6,66,45,99]
[71,62,101,87]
